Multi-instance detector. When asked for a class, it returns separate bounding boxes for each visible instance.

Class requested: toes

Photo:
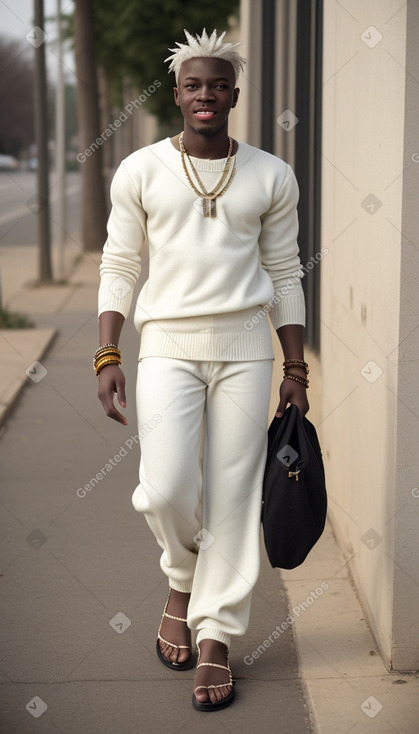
[160,642,178,663]
[195,684,232,705]
[195,688,210,703]
[210,685,231,703]
[177,648,190,664]
[209,688,219,703]
[168,646,179,663]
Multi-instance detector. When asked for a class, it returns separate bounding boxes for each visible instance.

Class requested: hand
[97,364,128,425]
[276,378,309,418]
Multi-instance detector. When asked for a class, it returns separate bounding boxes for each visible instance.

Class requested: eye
[214,84,228,90]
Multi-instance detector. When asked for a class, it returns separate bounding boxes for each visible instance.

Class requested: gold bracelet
[94,347,121,360]
[93,345,122,373]
[283,373,309,388]
[283,359,309,375]
[94,349,121,362]
[95,354,121,367]
[94,342,119,356]
[95,358,121,377]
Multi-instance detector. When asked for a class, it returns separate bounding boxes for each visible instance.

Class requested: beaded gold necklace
[178,133,236,218]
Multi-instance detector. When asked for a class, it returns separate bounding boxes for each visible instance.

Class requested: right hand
[97,364,128,425]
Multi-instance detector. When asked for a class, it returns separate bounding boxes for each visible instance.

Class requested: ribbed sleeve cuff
[269,291,306,330]
[98,276,135,319]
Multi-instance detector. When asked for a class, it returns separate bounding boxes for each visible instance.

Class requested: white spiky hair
[165,28,246,83]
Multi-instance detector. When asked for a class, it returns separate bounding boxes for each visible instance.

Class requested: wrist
[282,358,309,389]
[285,365,306,375]
[93,343,122,376]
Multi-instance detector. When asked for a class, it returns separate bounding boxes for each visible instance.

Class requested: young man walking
[96,29,309,711]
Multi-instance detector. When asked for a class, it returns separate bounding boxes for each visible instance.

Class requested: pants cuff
[196,628,231,650]
[169,579,193,593]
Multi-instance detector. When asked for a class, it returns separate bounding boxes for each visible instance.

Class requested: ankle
[167,588,190,615]
[198,639,228,663]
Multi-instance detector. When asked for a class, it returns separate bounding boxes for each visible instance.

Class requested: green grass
[0,307,34,329]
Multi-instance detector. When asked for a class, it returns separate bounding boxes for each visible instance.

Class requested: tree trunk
[122,76,134,159]
[97,65,112,172]
[74,0,107,251]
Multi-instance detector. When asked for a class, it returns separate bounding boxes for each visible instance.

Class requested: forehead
[178,57,235,84]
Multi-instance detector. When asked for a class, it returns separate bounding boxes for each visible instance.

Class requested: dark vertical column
[34,0,52,281]
[261,0,276,152]
[294,0,323,351]
[312,0,323,351]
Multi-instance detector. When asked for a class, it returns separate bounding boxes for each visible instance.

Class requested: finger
[107,403,128,426]
[275,400,287,418]
[117,381,126,408]
[99,391,128,426]
[288,398,310,416]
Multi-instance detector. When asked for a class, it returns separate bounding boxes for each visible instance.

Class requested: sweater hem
[138,329,275,362]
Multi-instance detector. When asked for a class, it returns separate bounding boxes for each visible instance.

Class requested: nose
[197,85,215,100]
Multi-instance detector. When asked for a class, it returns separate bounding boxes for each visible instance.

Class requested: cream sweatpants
[131,356,273,649]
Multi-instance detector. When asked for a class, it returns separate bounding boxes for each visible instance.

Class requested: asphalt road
[0,170,82,247]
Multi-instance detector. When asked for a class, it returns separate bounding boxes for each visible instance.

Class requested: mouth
[194,109,216,120]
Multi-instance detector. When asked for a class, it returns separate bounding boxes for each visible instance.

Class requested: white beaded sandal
[192,643,235,711]
[156,590,196,671]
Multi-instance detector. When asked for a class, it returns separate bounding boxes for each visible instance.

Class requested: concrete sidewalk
[0,253,418,733]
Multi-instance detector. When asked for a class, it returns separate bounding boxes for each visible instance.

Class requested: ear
[231,87,240,109]
[173,86,180,107]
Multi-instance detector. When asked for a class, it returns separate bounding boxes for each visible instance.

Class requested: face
[173,57,239,136]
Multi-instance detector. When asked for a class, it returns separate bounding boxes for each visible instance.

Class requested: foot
[158,589,191,665]
[193,639,233,705]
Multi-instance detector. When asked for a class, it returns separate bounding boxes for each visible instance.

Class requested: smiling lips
[194,109,216,119]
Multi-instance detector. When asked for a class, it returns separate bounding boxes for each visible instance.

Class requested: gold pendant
[203,198,216,218]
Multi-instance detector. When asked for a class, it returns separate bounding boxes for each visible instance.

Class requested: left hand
[276,378,309,418]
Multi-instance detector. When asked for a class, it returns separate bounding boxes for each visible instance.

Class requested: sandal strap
[163,611,187,623]
[196,660,233,688]
[157,632,190,650]
[194,642,233,695]
[197,661,230,672]
[194,682,233,693]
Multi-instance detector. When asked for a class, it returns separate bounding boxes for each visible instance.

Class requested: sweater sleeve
[258,164,306,329]
[98,161,146,318]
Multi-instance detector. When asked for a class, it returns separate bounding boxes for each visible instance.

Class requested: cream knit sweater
[98,137,306,361]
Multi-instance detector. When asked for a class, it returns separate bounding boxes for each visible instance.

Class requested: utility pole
[55,0,66,277]
[34,0,52,281]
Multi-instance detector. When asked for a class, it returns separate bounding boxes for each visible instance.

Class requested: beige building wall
[321,0,419,670]
[228,1,262,144]
[238,0,419,670]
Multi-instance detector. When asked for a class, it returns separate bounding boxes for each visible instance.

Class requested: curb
[0,328,56,429]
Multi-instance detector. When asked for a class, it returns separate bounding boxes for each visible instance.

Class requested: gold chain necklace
[179,133,236,218]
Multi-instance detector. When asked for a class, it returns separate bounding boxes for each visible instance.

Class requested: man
[96,28,309,712]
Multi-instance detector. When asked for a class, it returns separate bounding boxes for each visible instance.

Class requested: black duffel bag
[261,403,327,569]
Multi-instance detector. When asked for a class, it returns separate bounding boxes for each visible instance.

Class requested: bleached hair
[165,28,246,83]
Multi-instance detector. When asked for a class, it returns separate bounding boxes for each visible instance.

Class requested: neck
[181,123,231,159]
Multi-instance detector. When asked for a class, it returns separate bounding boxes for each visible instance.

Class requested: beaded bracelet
[283,358,309,375]
[94,343,119,357]
[283,373,309,388]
